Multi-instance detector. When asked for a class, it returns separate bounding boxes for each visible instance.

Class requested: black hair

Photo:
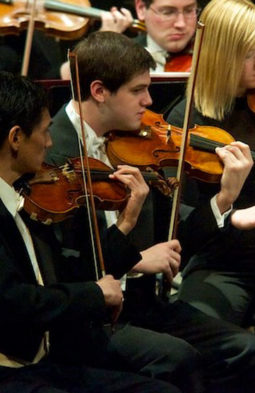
[0,71,48,147]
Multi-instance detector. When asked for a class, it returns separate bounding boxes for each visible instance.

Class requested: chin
[121,122,140,131]
[167,42,187,53]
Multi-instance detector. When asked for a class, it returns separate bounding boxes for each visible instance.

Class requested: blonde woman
[168,0,255,327]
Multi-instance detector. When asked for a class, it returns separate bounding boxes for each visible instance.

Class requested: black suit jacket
[0,200,109,363]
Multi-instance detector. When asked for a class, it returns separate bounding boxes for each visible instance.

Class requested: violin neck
[190,134,255,162]
[44,0,145,31]
[44,0,102,20]
[141,171,159,182]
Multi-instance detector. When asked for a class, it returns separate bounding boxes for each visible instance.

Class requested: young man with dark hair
[0,70,192,393]
[47,31,255,393]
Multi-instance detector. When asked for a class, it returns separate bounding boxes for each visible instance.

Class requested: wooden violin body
[106,109,241,183]
[22,155,171,224]
[22,157,129,224]
[0,0,93,40]
[0,0,145,40]
[164,54,192,72]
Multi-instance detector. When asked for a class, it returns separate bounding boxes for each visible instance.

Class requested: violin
[21,156,171,224]
[164,54,192,72]
[0,0,92,40]
[44,0,146,33]
[106,109,255,183]
[247,90,255,113]
[0,0,145,40]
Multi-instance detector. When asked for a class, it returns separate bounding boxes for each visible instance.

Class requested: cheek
[243,60,254,75]
[187,21,196,35]
[146,15,162,30]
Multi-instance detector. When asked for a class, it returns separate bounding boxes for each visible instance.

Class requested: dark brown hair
[74,31,156,100]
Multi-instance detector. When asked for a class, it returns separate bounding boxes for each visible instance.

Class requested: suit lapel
[0,200,37,283]
[46,105,81,166]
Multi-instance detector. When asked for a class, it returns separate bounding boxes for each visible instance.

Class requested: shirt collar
[146,35,168,72]
[0,177,24,217]
[65,100,106,156]
[146,35,168,57]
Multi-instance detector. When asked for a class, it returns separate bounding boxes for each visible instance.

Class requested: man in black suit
[0,70,199,393]
[46,31,255,393]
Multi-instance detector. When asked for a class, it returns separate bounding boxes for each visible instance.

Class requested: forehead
[31,108,51,133]
[122,71,151,89]
[151,0,197,7]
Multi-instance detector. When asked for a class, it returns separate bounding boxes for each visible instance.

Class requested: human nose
[142,90,153,107]
[46,133,53,149]
[173,11,186,27]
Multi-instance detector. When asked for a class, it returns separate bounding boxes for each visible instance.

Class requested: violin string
[75,168,158,181]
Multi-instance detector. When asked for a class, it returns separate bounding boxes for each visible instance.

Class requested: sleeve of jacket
[177,200,243,268]
[0,245,106,329]
[102,224,142,278]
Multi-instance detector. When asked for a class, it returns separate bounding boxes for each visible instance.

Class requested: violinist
[0,70,200,393]
[167,0,255,329]
[134,0,199,72]
[46,31,255,393]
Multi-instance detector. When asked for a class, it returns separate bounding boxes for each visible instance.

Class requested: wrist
[116,219,133,235]
[116,216,137,235]
[216,191,233,214]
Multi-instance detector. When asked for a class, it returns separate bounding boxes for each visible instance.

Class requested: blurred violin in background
[164,53,192,72]
[0,0,145,40]
[247,89,255,113]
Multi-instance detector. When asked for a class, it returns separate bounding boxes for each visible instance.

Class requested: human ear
[90,80,109,103]
[135,0,147,21]
[8,126,22,151]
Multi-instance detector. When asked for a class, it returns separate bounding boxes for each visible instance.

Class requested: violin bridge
[166,125,171,143]
[61,163,76,182]
[138,126,151,138]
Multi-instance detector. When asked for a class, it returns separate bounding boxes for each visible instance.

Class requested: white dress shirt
[0,177,49,367]
[146,35,168,73]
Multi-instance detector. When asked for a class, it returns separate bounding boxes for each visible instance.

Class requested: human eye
[131,86,145,94]
[184,6,196,15]
[160,7,175,16]
[246,50,255,60]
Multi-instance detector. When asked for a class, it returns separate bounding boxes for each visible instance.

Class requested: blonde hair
[190,0,255,120]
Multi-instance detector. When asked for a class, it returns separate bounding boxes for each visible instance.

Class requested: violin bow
[68,50,106,279]
[21,0,37,76]
[168,21,205,241]
[159,22,205,299]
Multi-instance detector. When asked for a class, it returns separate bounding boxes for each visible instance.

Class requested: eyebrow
[159,2,197,8]
[130,84,149,89]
